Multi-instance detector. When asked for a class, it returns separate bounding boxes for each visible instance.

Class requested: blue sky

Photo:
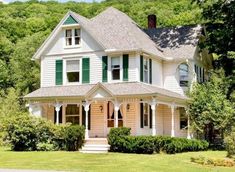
[1,0,103,4]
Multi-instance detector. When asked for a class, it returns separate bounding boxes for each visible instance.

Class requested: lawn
[0,147,234,172]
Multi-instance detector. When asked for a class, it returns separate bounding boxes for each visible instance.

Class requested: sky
[0,0,103,4]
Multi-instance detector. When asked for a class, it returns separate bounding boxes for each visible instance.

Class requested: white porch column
[114,105,119,128]
[187,109,191,139]
[83,101,90,140]
[171,104,175,137]
[150,98,157,136]
[55,103,62,125]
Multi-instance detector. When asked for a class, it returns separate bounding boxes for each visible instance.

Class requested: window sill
[64,45,81,49]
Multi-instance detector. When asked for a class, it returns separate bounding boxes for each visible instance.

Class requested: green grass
[0,147,234,172]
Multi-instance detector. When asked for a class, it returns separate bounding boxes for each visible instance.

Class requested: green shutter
[63,15,78,25]
[140,55,143,82]
[55,60,63,85]
[140,103,143,128]
[82,58,90,84]
[149,58,152,84]
[102,56,108,82]
[123,54,129,81]
[149,105,152,128]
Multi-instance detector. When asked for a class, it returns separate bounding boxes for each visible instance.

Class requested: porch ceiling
[24,82,188,101]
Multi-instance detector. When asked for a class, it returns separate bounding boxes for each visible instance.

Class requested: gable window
[65,28,81,47]
[66,104,80,124]
[143,58,149,83]
[178,63,189,87]
[66,60,80,83]
[179,107,187,129]
[143,103,149,127]
[65,29,72,46]
[111,57,120,80]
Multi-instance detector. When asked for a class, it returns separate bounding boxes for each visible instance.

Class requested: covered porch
[25,82,192,139]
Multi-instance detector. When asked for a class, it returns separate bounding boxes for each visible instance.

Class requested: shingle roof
[24,82,187,100]
[144,25,202,59]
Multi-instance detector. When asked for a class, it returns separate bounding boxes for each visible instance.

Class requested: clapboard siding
[152,59,163,87]
[89,103,105,137]
[125,103,137,135]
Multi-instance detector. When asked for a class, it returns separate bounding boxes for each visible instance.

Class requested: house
[25,7,212,151]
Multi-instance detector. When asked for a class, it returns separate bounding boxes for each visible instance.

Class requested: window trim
[109,56,123,82]
[64,27,81,48]
[64,58,81,85]
[178,63,189,87]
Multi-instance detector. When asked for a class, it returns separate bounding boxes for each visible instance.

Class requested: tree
[188,70,235,144]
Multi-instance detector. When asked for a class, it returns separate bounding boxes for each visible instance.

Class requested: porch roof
[24,82,188,100]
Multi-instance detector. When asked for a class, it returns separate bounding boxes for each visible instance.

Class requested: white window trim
[143,57,150,84]
[63,27,81,49]
[63,58,82,85]
[108,56,123,83]
[178,63,189,87]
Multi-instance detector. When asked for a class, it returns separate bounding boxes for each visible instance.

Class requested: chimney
[148,14,157,29]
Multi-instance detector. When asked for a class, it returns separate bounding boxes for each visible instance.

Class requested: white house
[25,7,212,152]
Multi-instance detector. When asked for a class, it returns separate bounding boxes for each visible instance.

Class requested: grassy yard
[0,147,234,172]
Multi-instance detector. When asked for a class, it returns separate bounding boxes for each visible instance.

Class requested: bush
[63,125,85,151]
[108,128,209,154]
[224,132,235,157]
[191,156,235,167]
[1,114,85,151]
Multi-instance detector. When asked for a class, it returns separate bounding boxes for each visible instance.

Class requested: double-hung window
[143,58,149,83]
[111,57,120,80]
[179,63,189,87]
[66,104,80,124]
[65,28,81,47]
[66,60,80,83]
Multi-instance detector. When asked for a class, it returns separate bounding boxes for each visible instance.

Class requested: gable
[63,15,78,25]
[87,87,112,99]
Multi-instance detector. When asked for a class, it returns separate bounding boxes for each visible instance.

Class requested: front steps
[80,138,110,153]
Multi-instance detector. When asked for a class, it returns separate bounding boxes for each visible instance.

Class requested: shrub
[108,128,209,154]
[108,127,131,152]
[224,131,235,157]
[2,114,85,151]
[63,125,85,151]
[191,156,235,167]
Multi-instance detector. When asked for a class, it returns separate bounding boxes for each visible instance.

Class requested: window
[65,29,72,46]
[66,104,80,124]
[74,29,80,45]
[143,58,149,83]
[107,101,123,127]
[111,57,120,80]
[179,107,187,129]
[143,103,149,127]
[65,28,81,46]
[66,60,80,83]
[179,63,189,87]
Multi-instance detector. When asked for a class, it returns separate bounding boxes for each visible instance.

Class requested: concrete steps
[80,138,110,153]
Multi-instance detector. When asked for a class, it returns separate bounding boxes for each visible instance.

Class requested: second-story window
[65,28,81,47]
[66,60,80,83]
[143,58,149,83]
[111,57,120,80]
[178,63,189,87]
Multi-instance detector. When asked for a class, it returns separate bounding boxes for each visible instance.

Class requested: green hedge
[108,128,209,154]
[1,114,85,151]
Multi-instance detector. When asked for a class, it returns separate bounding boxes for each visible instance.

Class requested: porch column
[55,103,62,125]
[114,105,119,128]
[171,104,175,137]
[84,102,90,140]
[186,109,191,139]
[150,99,157,136]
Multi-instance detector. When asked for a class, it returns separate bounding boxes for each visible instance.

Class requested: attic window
[65,28,80,47]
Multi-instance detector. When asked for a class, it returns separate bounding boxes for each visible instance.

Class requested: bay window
[66,60,80,83]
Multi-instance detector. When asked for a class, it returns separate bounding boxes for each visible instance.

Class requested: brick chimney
[148,14,157,29]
